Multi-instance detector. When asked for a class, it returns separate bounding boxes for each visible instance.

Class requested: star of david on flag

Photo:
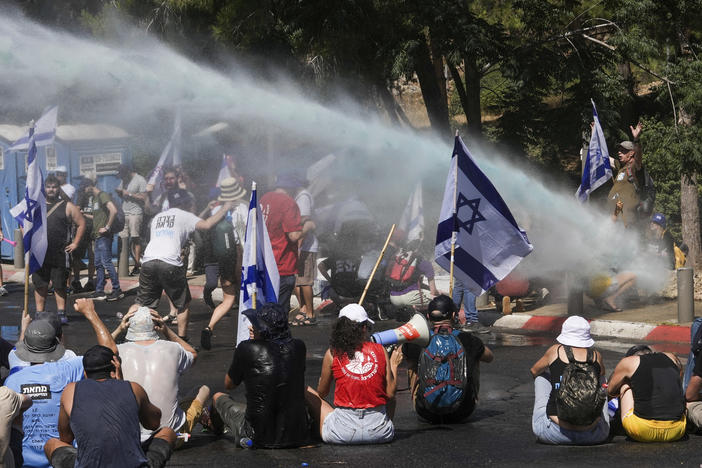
[236,182,280,345]
[435,136,533,296]
[10,123,48,275]
[576,99,612,202]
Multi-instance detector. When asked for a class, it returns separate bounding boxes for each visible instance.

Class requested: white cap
[55,165,68,173]
[338,303,374,324]
[556,316,594,348]
[61,184,75,200]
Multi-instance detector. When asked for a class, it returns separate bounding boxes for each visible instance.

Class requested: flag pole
[449,131,459,297]
[359,224,395,306]
[22,250,29,319]
[251,181,257,310]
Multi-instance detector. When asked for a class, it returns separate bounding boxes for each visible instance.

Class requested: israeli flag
[398,182,424,243]
[435,136,533,295]
[215,154,233,187]
[236,182,280,345]
[8,106,58,151]
[10,125,47,274]
[576,100,612,202]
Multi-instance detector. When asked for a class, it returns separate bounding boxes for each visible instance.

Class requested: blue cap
[651,213,666,229]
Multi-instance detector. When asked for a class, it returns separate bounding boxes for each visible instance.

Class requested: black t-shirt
[227,338,309,448]
[630,353,685,420]
[403,330,486,419]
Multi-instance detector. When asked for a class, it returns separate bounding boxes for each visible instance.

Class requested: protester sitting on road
[607,344,686,442]
[136,189,232,340]
[403,295,493,423]
[685,339,702,433]
[0,386,32,468]
[305,304,403,445]
[586,270,637,312]
[112,305,209,446]
[43,345,176,468]
[200,178,248,350]
[387,239,441,312]
[209,303,309,448]
[4,299,117,468]
[529,316,609,445]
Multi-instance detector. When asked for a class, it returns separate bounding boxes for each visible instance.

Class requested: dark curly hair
[330,317,369,360]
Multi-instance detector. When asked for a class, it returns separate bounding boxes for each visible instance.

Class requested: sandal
[289,314,317,326]
[601,301,622,312]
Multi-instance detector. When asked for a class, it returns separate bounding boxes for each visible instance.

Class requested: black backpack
[555,346,606,426]
[211,215,238,261]
[108,195,125,235]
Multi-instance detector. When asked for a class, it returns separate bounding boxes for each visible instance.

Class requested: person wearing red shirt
[259,174,310,311]
[305,304,403,444]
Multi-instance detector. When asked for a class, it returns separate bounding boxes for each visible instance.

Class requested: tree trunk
[463,54,482,135]
[411,38,450,136]
[680,172,702,269]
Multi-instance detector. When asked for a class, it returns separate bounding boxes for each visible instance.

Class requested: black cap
[426,294,458,322]
[82,345,117,379]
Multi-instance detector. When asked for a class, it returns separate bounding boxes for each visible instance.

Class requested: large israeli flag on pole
[576,100,612,202]
[398,182,424,243]
[10,125,47,274]
[8,106,58,151]
[435,136,533,296]
[236,182,280,345]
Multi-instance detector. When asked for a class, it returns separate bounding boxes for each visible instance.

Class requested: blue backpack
[416,328,468,414]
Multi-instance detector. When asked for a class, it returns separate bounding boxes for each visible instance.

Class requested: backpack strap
[563,345,576,363]
[585,347,595,365]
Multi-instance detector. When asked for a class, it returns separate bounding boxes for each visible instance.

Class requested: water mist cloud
[0,12,669,291]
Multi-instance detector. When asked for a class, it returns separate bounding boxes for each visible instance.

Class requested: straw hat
[556,316,594,348]
[218,177,247,202]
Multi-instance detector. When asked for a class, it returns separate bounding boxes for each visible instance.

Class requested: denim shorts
[322,406,394,445]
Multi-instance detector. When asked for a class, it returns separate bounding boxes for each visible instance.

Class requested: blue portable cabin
[0,123,132,261]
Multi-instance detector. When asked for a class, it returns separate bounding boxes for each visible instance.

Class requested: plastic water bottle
[116,312,124,320]
[607,398,619,418]
[239,437,253,448]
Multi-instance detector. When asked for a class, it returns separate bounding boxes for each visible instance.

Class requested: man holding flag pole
[10,108,57,319]
[435,133,533,303]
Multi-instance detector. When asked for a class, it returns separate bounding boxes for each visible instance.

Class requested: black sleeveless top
[45,200,70,266]
[630,353,685,420]
[546,346,601,416]
[71,379,148,468]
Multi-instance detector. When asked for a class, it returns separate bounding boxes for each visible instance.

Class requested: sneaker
[201,327,212,350]
[58,311,69,325]
[129,266,140,277]
[461,322,491,334]
[83,281,95,292]
[70,280,83,294]
[0,286,8,296]
[105,289,125,302]
[90,291,107,300]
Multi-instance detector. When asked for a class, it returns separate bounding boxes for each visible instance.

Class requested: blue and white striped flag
[576,100,612,202]
[398,182,424,243]
[8,106,58,151]
[237,182,280,345]
[10,125,47,274]
[435,136,533,296]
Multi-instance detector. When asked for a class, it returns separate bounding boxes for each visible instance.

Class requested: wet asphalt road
[1,284,701,467]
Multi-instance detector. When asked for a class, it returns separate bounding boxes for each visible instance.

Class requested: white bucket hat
[556,316,594,348]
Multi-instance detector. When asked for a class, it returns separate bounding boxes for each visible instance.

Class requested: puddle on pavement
[486,333,553,347]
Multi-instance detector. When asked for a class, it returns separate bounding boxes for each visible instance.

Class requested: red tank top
[332,342,387,408]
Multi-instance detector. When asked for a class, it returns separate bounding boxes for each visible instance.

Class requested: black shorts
[32,264,68,291]
[219,259,238,284]
[51,439,171,468]
[136,260,191,311]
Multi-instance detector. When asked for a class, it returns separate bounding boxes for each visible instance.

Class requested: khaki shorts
[119,214,143,238]
[296,251,318,286]
[622,408,686,442]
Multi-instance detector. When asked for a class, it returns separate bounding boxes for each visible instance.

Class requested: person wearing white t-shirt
[291,185,318,326]
[136,189,233,339]
[112,306,208,447]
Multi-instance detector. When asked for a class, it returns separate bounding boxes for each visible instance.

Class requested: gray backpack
[555,346,606,426]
